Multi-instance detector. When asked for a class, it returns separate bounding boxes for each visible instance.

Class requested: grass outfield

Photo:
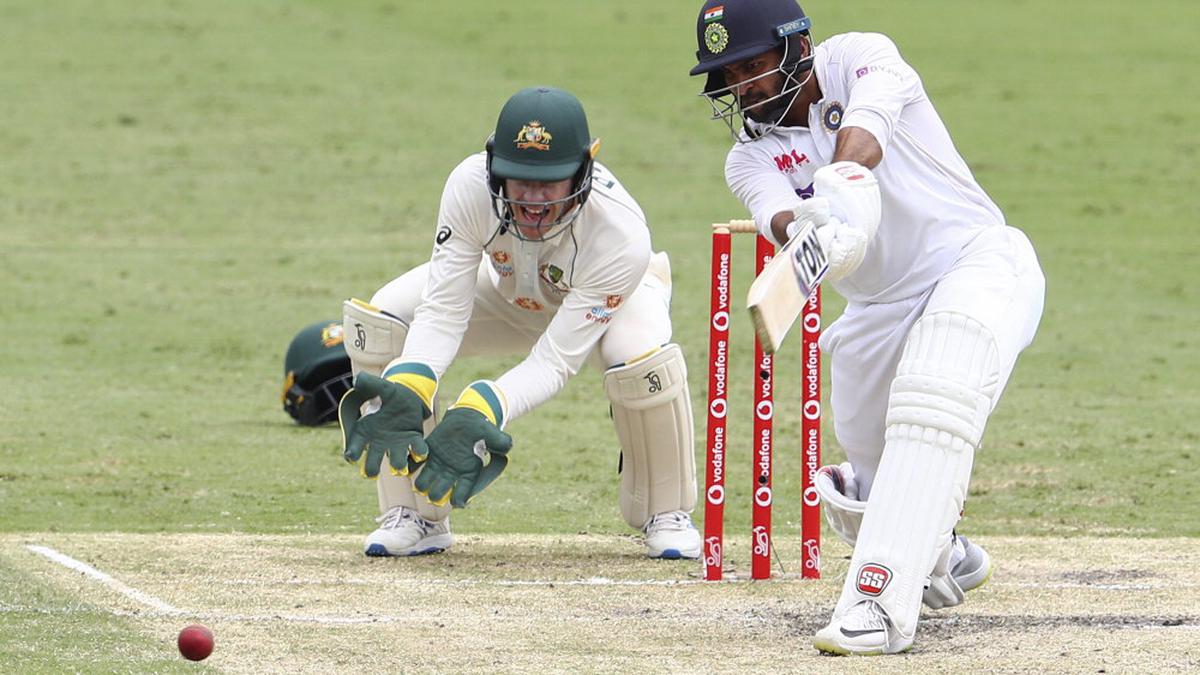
[1,0,1197,670]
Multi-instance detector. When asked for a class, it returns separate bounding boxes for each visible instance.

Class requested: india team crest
[515,121,552,151]
[704,23,729,54]
[822,101,844,132]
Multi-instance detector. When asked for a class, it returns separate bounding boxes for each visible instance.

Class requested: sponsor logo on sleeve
[855,64,904,80]
[435,226,452,244]
[585,306,614,324]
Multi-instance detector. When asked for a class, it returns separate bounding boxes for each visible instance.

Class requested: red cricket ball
[177,623,214,661]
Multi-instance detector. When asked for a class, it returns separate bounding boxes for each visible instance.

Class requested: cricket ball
[177,624,214,661]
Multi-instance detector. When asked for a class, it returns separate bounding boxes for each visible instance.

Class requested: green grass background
[2,0,1197,540]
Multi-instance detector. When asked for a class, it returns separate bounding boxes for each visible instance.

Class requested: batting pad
[343,298,409,376]
[604,344,696,529]
[834,312,1000,639]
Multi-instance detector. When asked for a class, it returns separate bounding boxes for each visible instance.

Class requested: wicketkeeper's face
[504,177,575,238]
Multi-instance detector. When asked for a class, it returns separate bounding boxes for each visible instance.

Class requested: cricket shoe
[813,600,913,656]
[363,505,453,557]
[922,534,992,609]
[643,510,701,559]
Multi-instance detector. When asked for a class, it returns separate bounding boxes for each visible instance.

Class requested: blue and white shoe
[363,505,453,557]
[642,511,701,559]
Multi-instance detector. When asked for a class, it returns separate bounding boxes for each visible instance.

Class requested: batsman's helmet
[282,320,353,426]
[486,86,601,241]
[689,0,814,140]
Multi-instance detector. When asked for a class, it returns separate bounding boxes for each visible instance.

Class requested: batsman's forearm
[832,126,883,169]
[770,211,794,246]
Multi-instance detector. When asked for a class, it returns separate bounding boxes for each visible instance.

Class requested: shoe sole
[364,543,448,557]
[813,635,914,656]
[364,534,454,557]
[647,547,701,560]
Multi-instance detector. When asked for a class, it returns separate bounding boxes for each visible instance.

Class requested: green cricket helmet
[282,320,353,426]
[486,86,601,241]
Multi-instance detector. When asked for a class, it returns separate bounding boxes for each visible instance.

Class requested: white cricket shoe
[642,510,701,559]
[813,600,913,656]
[363,505,453,557]
[923,534,993,609]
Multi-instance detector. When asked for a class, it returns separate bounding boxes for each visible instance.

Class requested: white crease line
[112,609,408,624]
[26,545,184,616]
[995,582,1166,591]
[218,577,1196,590]
[222,577,714,587]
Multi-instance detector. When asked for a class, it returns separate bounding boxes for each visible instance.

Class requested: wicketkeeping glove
[414,381,512,508]
[338,363,438,478]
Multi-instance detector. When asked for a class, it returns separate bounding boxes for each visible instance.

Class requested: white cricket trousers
[820,225,1046,497]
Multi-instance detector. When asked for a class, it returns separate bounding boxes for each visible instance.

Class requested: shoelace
[375,506,419,530]
[839,601,892,648]
[645,511,691,533]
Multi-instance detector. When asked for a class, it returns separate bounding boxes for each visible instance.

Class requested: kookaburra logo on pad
[644,371,663,393]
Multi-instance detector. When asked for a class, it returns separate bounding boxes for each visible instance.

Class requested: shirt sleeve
[838,33,924,156]
[725,146,802,246]
[495,228,650,421]
[400,157,492,377]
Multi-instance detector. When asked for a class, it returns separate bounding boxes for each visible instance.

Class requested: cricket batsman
[337,86,701,561]
[689,0,1046,654]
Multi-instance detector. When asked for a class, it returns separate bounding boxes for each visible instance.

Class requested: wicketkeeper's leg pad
[834,312,999,639]
[603,343,697,530]
[343,298,409,376]
[815,462,866,546]
[343,299,447,522]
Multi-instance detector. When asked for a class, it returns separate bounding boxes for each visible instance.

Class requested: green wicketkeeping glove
[338,363,438,478]
[414,381,512,508]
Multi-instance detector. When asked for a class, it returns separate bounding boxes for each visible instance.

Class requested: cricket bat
[746,219,828,354]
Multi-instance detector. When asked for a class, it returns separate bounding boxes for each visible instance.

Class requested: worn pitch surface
[3,534,1197,673]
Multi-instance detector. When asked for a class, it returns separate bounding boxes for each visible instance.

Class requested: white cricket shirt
[726,32,1005,304]
[401,152,651,420]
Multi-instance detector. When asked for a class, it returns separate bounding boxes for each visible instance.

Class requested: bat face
[747,219,827,353]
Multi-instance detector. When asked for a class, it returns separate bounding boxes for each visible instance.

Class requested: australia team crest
[515,121,552,151]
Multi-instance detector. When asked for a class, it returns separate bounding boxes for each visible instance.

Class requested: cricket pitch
[2,534,1197,673]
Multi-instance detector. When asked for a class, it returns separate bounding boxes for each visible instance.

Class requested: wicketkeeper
[337,86,701,560]
[689,0,1046,655]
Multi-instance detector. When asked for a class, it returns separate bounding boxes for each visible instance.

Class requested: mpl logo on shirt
[856,563,892,596]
